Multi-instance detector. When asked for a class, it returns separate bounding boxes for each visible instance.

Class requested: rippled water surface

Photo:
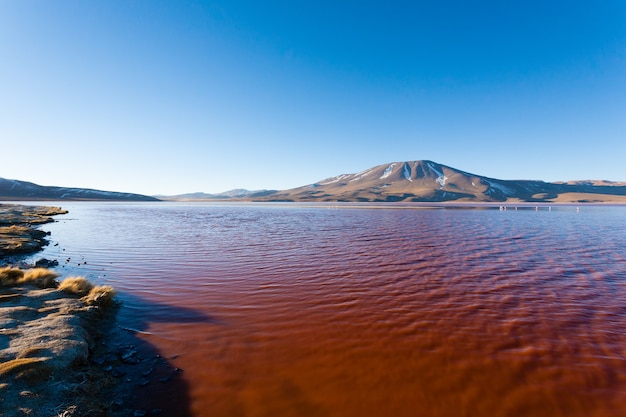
[35,203,626,416]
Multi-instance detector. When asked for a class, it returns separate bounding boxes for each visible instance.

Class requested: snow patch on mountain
[355,168,374,177]
[486,180,515,196]
[403,164,413,182]
[350,168,374,182]
[380,163,396,179]
[427,162,444,177]
[436,175,448,188]
[320,174,350,185]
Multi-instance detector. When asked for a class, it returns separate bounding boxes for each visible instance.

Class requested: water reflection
[117,292,221,331]
[105,294,219,416]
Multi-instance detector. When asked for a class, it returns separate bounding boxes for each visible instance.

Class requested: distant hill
[5,161,624,203]
[0,178,159,201]
[160,189,276,201]
[248,160,626,203]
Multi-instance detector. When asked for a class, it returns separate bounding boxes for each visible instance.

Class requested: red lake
[31,202,626,416]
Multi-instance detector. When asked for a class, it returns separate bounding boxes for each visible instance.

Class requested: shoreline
[0,204,68,264]
[1,204,117,416]
[0,273,117,416]
[0,204,190,417]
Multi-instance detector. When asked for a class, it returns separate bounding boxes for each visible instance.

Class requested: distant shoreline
[137,199,626,208]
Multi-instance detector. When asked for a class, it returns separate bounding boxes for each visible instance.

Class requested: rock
[35,258,59,268]
[120,348,142,364]
[121,348,137,361]
[0,204,66,257]
[111,398,125,410]
[0,268,118,417]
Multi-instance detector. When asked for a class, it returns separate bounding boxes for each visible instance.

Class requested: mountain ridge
[248,160,626,203]
[3,160,625,203]
[159,189,276,201]
[0,177,159,201]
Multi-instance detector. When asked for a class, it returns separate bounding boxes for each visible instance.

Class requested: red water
[38,203,626,416]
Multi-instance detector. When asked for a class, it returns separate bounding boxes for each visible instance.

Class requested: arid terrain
[252,160,626,203]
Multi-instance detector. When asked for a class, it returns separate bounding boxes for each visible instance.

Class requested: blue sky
[1,1,625,195]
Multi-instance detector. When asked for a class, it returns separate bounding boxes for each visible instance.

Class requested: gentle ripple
[31,203,626,417]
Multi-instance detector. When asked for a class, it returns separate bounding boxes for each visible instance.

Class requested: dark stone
[119,347,143,364]
[111,399,125,411]
[121,349,137,361]
[35,258,59,267]
[91,356,105,365]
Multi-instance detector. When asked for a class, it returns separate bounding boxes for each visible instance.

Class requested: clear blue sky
[1,1,625,195]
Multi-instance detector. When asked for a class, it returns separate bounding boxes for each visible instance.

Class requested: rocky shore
[0,205,114,416]
[0,268,117,416]
[0,204,189,417]
[0,204,67,260]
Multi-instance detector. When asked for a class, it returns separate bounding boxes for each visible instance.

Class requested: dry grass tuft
[0,267,25,286]
[82,286,116,308]
[17,346,51,359]
[58,277,94,296]
[20,268,59,288]
[0,357,48,377]
[59,277,117,308]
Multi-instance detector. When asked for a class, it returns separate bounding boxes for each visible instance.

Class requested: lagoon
[28,202,626,416]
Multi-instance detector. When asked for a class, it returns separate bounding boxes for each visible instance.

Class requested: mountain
[160,189,276,201]
[250,160,626,203]
[5,161,623,203]
[0,178,159,201]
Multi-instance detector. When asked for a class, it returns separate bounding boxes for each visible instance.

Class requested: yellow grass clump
[19,268,59,288]
[58,277,94,296]
[0,357,48,377]
[82,285,116,307]
[58,277,116,308]
[0,267,24,286]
